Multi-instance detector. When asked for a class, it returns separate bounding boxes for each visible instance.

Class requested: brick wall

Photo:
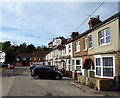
[115,52,120,76]
[73,35,88,57]
[95,79,114,91]
[16,62,22,66]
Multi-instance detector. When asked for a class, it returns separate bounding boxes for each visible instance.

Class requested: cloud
[0,2,118,46]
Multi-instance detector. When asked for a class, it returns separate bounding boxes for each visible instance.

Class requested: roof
[16,51,50,58]
[16,53,33,58]
[33,51,49,57]
[66,12,120,43]
[53,36,66,41]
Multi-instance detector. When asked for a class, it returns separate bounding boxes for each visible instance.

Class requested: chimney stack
[88,15,102,29]
[71,32,79,40]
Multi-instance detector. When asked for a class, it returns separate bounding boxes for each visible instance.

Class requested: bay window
[75,59,82,71]
[95,56,114,78]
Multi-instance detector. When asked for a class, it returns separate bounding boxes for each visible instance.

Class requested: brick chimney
[88,15,102,29]
[71,32,79,40]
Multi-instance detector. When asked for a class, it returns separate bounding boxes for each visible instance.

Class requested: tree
[27,44,36,53]
[36,46,42,51]
[2,41,11,52]
[0,42,3,51]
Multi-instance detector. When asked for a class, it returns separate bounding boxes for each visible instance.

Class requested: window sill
[75,51,80,53]
[95,75,114,79]
[99,42,111,47]
[83,49,87,51]
[88,47,93,50]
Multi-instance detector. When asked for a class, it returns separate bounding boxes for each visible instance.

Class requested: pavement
[71,80,120,97]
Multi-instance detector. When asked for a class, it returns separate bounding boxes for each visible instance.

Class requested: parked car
[1,64,9,68]
[30,64,42,72]
[30,64,58,73]
[7,64,15,69]
[31,66,63,80]
[46,65,58,70]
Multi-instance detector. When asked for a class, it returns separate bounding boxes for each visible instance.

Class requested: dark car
[30,64,42,72]
[31,66,63,80]
[1,64,8,68]
[30,64,58,73]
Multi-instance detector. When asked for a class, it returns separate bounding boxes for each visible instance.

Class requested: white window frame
[99,28,110,46]
[34,58,36,60]
[75,58,82,72]
[68,44,71,53]
[75,41,80,52]
[94,55,115,79]
[88,35,93,49]
[84,38,87,50]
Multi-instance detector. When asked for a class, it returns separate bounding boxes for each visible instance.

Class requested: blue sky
[0,1,119,47]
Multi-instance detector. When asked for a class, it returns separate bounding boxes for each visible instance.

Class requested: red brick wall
[16,62,22,66]
[73,35,88,57]
[115,52,120,76]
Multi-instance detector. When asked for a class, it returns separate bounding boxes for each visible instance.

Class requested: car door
[39,68,47,78]
[46,68,56,79]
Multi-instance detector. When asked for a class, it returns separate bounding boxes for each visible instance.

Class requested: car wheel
[34,75,39,79]
[55,75,60,80]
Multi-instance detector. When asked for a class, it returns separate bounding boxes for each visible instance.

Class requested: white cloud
[0,2,118,46]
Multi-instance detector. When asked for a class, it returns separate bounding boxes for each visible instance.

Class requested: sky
[0,1,119,47]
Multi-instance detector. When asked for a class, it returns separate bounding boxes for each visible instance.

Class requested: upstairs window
[88,35,92,49]
[75,41,80,52]
[99,28,110,46]
[68,44,71,53]
[84,38,87,50]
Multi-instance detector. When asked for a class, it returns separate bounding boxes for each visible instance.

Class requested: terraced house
[46,36,67,69]
[45,12,120,91]
[72,12,120,91]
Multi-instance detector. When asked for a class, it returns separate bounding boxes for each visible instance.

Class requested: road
[2,67,104,96]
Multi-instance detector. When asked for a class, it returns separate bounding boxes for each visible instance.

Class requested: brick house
[45,12,120,91]
[16,51,49,66]
[72,12,120,91]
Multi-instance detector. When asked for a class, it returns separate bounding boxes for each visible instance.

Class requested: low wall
[78,75,120,91]
[95,79,113,91]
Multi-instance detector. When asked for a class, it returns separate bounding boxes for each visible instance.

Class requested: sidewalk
[71,81,120,97]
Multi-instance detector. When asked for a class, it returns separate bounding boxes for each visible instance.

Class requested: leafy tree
[27,44,36,53]
[0,42,3,51]
[36,46,42,51]
[1,41,52,64]
[2,41,11,52]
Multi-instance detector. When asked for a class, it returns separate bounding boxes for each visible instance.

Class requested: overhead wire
[74,0,106,32]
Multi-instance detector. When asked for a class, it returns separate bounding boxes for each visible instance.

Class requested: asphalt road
[2,67,103,96]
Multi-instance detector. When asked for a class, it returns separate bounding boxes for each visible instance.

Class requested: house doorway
[83,59,94,70]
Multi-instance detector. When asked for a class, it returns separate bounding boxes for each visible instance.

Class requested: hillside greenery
[0,41,52,64]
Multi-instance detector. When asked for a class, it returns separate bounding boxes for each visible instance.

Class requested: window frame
[88,35,93,49]
[68,44,71,53]
[95,55,115,79]
[75,41,80,52]
[84,38,87,50]
[75,59,82,72]
[98,28,110,46]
